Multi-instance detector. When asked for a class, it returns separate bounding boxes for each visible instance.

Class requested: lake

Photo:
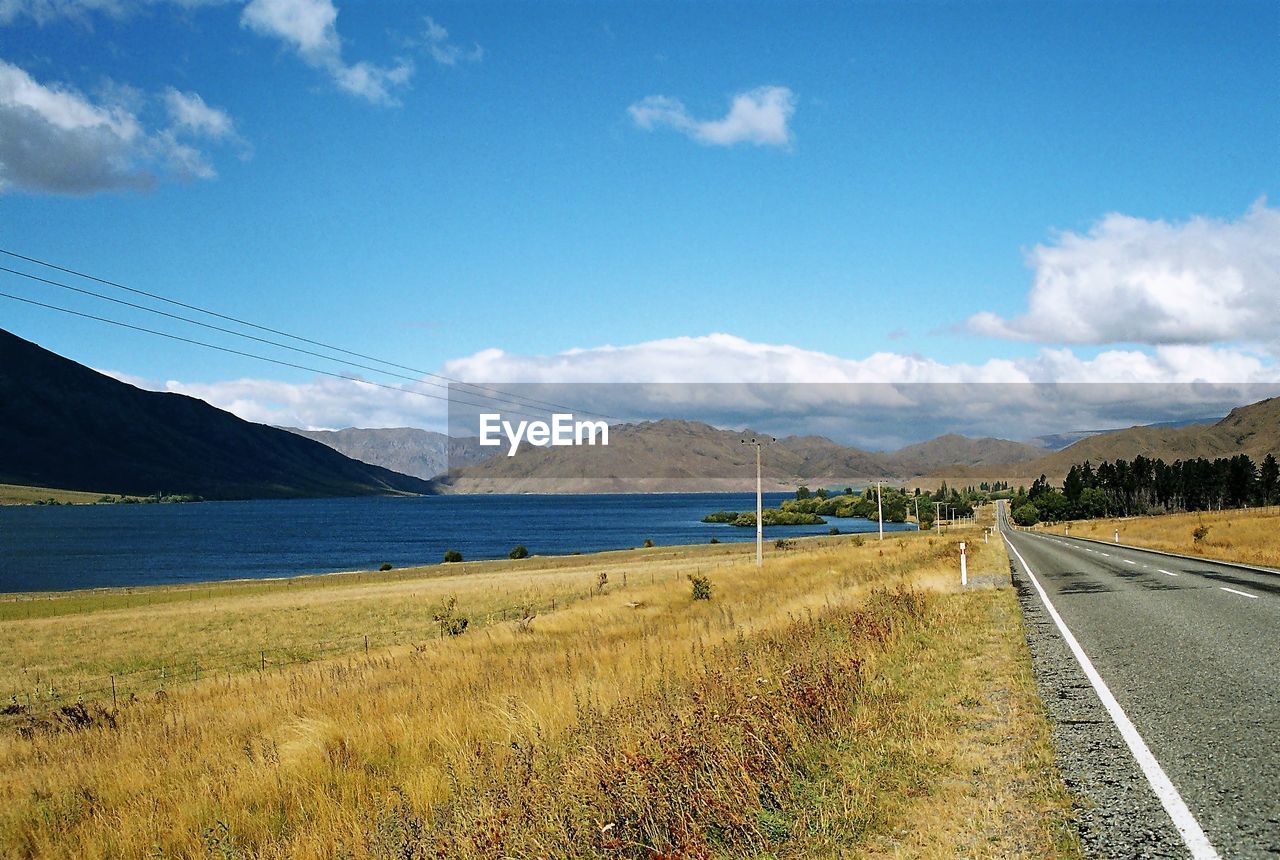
[0,493,917,593]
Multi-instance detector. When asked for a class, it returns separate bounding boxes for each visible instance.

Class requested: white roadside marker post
[960,541,968,586]
[1114,528,1119,544]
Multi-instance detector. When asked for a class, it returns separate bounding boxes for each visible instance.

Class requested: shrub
[1192,524,1211,543]
[432,595,469,637]
[509,545,529,560]
[828,526,840,535]
[642,538,654,548]
[709,537,720,544]
[1012,503,1040,527]
[443,550,463,563]
[379,562,393,572]
[852,535,865,547]
[774,538,796,550]
[688,574,713,601]
[595,571,609,594]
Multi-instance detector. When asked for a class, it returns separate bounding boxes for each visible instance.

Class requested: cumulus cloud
[629,85,795,148]
[110,334,1280,448]
[102,370,453,431]
[0,0,232,26]
[163,87,234,138]
[967,201,1280,350]
[0,60,238,193]
[241,0,413,104]
[420,15,482,66]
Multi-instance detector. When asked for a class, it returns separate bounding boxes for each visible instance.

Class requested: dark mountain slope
[0,329,434,499]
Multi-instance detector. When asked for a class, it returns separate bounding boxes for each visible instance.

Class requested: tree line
[1010,453,1280,526]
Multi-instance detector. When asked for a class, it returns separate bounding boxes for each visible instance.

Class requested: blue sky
[1,0,1278,434]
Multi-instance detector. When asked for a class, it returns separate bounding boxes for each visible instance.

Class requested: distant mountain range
[0,329,434,499]
[1029,416,1224,451]
[280,427,494,480]
[935,399,1280,483]
[5,327,1275,498]
[437,420,1048,493]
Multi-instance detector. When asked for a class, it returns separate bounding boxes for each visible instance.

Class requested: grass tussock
[0,519,1076,858]
[1043,505,1280,569]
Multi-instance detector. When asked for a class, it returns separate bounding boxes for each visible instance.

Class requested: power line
[0,290,553,419]
[0,247,618,421]
[0,264,567,419]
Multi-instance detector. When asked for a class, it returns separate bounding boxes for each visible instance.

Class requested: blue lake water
[0,493,917,593]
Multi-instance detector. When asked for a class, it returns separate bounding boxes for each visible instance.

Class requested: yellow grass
[0,520,1077,858]
[1041,506,1280,569]
[0,484,110,506]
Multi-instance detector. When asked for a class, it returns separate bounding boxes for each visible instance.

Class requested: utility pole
[876,480,884,541]
[934,501,943,533]
[741,436,775,567]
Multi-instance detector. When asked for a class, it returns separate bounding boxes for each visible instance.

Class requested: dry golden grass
[1041,506,1280,569]
[0,484,108,505]
[1,544,750,700]
[0,519,1077,858]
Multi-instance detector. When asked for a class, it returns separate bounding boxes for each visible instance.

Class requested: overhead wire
[0,247,619,421]
[0,290,555,419]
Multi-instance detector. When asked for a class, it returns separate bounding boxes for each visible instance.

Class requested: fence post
[364,634,369,656]
[111,674,117,711]
[260,651,265,672]
[960,542,968,587]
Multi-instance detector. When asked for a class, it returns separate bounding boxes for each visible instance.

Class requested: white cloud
[967,201,1280,350]
[240,0,413,104]
[421,15,482,66]
[440,333,1280,386]
[163,87,234,138]
[102,370,453,431]
[629,85,795,148]
[0,59,237,193]
[0,0,233,26]
[109,333,1280,448]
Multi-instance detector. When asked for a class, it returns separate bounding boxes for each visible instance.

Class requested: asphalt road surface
[999,502,1280,859]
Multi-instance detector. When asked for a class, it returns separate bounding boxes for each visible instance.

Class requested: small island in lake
[701,508,825,527]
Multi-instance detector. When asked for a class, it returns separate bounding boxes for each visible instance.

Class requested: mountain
[882,434,1045,473]
[0,329,435,499]
[440,419,1041,493]
[1029,416,1222,451]
[936,398,1280,483]
[280,426,495,480]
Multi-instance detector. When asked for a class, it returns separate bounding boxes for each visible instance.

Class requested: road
[999,502,1280,859]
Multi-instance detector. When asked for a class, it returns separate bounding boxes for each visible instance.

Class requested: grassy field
[0,522,1079,858]
[0,483,111,505]
[1038,505,1280,569]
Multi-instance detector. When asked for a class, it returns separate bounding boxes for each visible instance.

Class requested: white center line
[1123,559,1138,565]
[1003,532,1221,860]
[1220,587,1259,600]
[1157,569,1178,577]
[1100,552,1112,557]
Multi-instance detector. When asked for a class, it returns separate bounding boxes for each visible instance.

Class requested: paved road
[999,503,1280,859]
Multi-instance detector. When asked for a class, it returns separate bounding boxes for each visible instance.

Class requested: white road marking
[1158,569,1178,577]
[1220,587,1258,600]
[1003,532,1222,860]
[1123,559,1138,565]
[1100,552,1112,557]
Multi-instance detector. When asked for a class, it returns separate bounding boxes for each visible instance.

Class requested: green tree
[1261,454,1279,505]
[1012,503,1040,526]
